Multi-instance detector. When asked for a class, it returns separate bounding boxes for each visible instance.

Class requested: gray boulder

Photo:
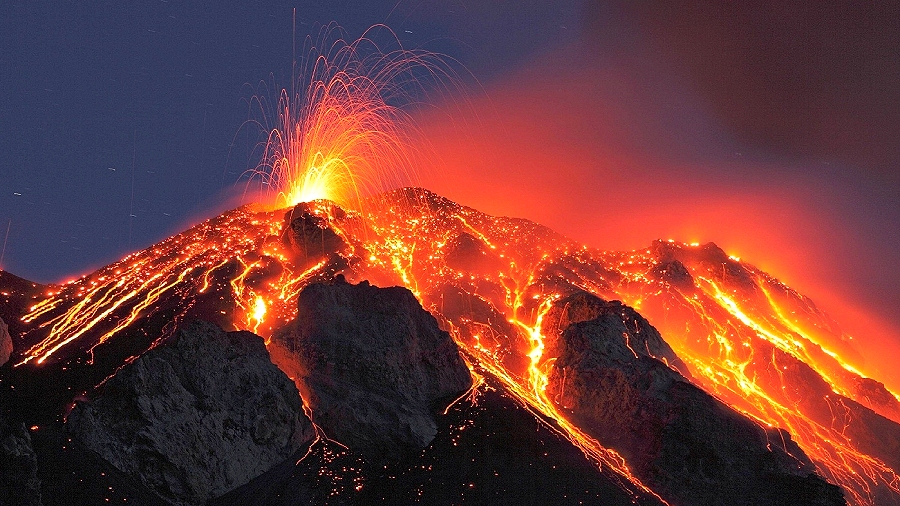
[541,292,689,377]
[272,276,472,459]
[0,414,41,506]
[66,321,314,506]
[0,317,12,367]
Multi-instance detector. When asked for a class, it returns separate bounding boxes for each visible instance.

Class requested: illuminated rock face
[274,276,472,459]
[6,188,900,504]
[66,321,313,506]
[0,317,11,367]
[545,293,845,506]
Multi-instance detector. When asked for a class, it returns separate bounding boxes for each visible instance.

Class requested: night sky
[2,2,899,380]
[0,0,579,279]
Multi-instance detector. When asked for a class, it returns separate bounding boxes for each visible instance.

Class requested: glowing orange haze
[412,43,900,394]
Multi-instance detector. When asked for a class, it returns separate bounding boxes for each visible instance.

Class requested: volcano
[1,188,898,505]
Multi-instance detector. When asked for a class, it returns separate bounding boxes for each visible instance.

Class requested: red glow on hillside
[12,189,900,504]
[413,41,900,395]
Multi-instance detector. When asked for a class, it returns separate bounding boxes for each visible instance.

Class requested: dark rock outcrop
[0,318,11,367]
[0,414,41,506]
[0,270,46,341]
[66,321,314,506]
[545,292,845,506]
[649,259,694,289]
[281,202,348,265]
[444,232,505,275]
[424,283,529,375]
[854,376,900,423]
[272,276,472,459]
[542,292,689,378]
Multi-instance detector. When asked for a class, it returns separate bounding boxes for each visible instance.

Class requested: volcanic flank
[1,188,899,505]
[269,275,472,459]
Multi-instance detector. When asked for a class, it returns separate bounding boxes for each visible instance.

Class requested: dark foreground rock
[0,414,41,506]
[271,276,472,459]
[66,321,314,506]
[213,381,665,506]
[0,318,11,367]
[30,424,168,506]
[545,292,845,506]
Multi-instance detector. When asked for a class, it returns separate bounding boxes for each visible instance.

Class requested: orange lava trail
[360,194,669,503]
[359,195,900,506]
[13,191,900,505]
[16,206,330,366]
[604,242,900,506]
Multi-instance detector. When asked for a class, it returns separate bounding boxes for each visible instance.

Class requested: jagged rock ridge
[3,188,898,504]
[271,275,473,459]
[545,292,844,506]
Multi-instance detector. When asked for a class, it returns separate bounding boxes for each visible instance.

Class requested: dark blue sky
[0,0,582,280]
[1,1,898,359]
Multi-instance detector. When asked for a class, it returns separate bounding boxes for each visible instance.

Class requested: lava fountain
[241,22,459,211]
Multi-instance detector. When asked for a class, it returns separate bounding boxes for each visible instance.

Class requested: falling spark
[243,23,461,213]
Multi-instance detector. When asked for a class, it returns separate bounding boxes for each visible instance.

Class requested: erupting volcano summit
[1,188,899,505]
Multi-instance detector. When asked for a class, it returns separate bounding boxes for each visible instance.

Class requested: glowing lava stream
[357,202,670,502]
[691,278,900,506]
[510,289,668,504]
[16,206,332,366]
[13,192,900,505]
[7,21,671,503]
[489,257,662,501]
[602,245,900,506]
[358,196,900,506]
[18,23,453,366]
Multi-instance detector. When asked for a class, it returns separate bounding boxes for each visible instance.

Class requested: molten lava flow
[602,241,900,506]
[16,205,334,366]
[17,25,455,364]
[353,190,900,506]
[11,188,900,505]
[357,191,669,502]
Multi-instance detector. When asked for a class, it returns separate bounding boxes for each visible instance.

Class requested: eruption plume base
[241,23,463,213]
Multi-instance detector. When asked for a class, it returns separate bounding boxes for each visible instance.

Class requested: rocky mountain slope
[1,188,897,504]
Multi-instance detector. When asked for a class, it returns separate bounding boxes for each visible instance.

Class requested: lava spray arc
[242,22,462,211]
[15,23,468,368]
